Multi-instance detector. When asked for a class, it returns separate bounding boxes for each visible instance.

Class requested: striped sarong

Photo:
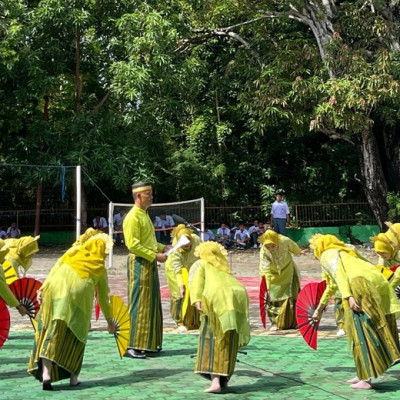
[127,254,163,351]
[345,276,400,380]
[195,315,239,387]
[170,298,200,330]
[28,319,85,382]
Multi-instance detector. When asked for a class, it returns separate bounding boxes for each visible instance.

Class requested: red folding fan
[9,277,42,319]
[259,275,270,329]
[0,298,11,349]
[296,280,327,350]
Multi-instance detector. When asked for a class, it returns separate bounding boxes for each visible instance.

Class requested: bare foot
[269,326,279,331]
[346,377,360,384]
[204,386,221,393]
[351,380,372,390]
[70,375,81,386]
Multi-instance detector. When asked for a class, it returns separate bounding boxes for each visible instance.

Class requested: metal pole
[200,197,205,241]
[76,165,81,240]
[108,201,113,269]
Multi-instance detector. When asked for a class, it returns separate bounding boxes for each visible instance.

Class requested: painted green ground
[1,332,400,400]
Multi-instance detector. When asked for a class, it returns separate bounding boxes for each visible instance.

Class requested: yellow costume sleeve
[390,268,400,289]
[123,208,160,262]
[335,256,352,300]
[287,238,302,256]
[259,246,272,281]
[96,272,111,319]
[171,251,184,287]
[320,271,338,305]
[189,261,205,305]
[0,264,19,307]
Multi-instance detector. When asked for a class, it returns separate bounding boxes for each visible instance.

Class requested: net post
[200,197,205,241]
[76,165,81,240]
[108,201,114,269]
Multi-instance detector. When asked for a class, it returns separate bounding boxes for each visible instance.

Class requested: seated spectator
[0,227,7,240]
[93,215,108,232]
[234,223,250,249]
[215,223,231,249]
[113,210,126,245]
[248,220,261,248]
[203,226,215,241]
[154,212,175,244]
[7,223,21,239]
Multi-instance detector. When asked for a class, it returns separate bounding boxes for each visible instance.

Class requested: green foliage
[387,192,400,222]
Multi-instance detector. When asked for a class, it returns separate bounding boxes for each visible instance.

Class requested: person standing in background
[270,193,290,236]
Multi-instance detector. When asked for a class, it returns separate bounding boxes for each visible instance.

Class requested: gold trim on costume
[132,185,152,193]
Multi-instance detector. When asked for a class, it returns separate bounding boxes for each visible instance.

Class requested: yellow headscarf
[194,241,230,274]
[258,230,280,246]
[4,236,40,271]
[0,239,10,263]
[371,233,396,257]
[61,230,113,280]
[171,224,193,248]
[309,234,359,260]
[385,222,400,247]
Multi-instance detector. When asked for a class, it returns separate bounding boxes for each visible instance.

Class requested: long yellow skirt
[127,254,163,352]
[170,298,200,330]
[28,319,85,382]
[195,315,239,387]
[345,276,400,380]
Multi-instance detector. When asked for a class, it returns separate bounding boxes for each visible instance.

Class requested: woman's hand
[179,285,186,299]
[36,290,42,305]
[16,304,27,316]
[195,301,202,312]
[107,318,116,334]
[348,296,362,313]
[312,303,326,321]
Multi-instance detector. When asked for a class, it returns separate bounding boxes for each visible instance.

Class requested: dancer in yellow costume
[311,234,400,390]
[28,229,115,390]
[2,236,40,284]
[123,182,170,359]
[165,224,201,331]
[0,239,27,316]
[190,242,250,393]
[258,230,306,330]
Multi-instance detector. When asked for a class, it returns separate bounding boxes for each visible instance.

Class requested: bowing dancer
[258,230,306,330]
[0,239,27,316]
[190,242,250,393]
[165,224,201,331]
[28,229,115,390]
[310,234,400,390]
[123,182,170,359]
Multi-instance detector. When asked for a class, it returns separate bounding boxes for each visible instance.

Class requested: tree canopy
[1,1,400,226]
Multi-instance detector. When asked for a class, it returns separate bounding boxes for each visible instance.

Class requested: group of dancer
[1,181,400,393]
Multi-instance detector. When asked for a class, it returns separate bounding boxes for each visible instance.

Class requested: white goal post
[107,197,205,268]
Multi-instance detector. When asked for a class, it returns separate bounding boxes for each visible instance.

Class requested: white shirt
[93,217,108,228]
[154,215,175,228]
[113,212,126,227]
[217,227,230,236]
[6,227,20,238]
[203,229,215,241]
[248,225,260,234]
[0,230,7,239]
[235,229,250,240]
[271,201,290,219]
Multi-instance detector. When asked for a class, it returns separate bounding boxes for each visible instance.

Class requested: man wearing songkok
[259,230,306,330]
[189,242,250,393]
[123,182,169,358]
[310,234,400,390]
[165,224,201,332]
[0,239,27,316]
[28,229,115,390]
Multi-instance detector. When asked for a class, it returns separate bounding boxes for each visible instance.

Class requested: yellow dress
[311,235,400,381]
[28,233,112,383]
[259,236,301,329]
[123,205,165,351]
[0,241,19,307]
[189,243,250,386]
[165,234,201,329]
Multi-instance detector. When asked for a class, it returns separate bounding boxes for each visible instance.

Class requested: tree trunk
[34,184,42,236]
[382,126,400,193]
[356,127,389,229]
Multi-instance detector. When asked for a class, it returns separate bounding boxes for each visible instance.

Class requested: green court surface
[1,331,400,400]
